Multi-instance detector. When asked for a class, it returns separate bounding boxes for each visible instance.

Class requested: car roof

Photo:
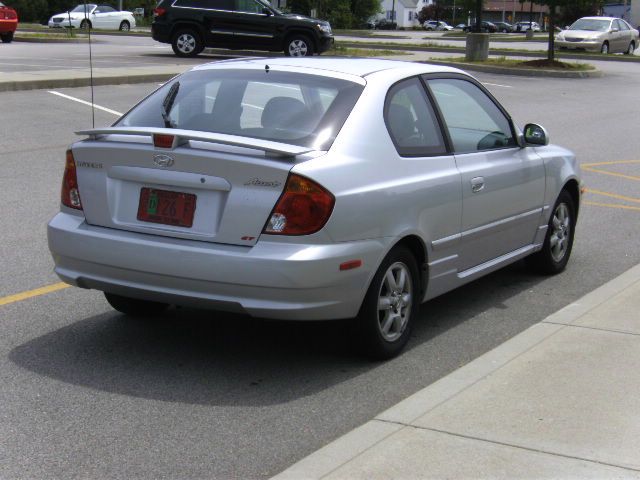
[193,57,463,79]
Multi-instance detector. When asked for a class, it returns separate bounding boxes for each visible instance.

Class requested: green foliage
[288,0,380,28]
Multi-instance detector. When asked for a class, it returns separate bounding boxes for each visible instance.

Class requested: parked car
[454,23,467,30]
[374,18,397,30]
[423,20,453,31]
[556,16,638,54]
[0,1,17,43]
[463,21,498,33]
[47,58,581,359]
[0,2,18,43]
[515,21,541,32]
[48,4,136,31]
[152,0,333,57]
[493,21,514,33]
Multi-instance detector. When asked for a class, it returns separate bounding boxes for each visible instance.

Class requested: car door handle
[471,176,485,193]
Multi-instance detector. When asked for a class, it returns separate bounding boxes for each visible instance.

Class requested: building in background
[377,0,433,28]
[603,1,640,27]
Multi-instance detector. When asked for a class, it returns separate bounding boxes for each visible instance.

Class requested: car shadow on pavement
[9,261,547,407]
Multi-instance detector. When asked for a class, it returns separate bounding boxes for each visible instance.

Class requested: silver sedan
[47,58,581,359]
[556,16,639,54]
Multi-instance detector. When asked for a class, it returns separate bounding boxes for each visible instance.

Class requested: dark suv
[152,0,333,57]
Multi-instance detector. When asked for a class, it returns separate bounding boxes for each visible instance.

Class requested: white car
[48,3,136,31]
[424,20,453,31]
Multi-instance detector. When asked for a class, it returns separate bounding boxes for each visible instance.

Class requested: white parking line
[48,91,123,116]
[482,82,513,88]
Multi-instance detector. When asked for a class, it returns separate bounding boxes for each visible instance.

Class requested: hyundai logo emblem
[153,154,174,168]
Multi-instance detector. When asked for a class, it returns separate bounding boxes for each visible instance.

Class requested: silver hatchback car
[48,58,581,358]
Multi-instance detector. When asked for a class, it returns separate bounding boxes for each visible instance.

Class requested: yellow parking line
[584,188,640,204]
[0,282,70,307]
[584,201,640,212]
[582,160,640,167]
[581,167,640,182]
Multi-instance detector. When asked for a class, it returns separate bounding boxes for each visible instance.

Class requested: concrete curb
[0,70,186,92]
[422,59,604,78]
[272,262,640,479]
[14,36,94,44]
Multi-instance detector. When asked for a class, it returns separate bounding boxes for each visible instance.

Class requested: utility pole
[391,0,396,26]
[475,0,483,32]
[502,0,506,22]
[118,0,123,11]
[622,0,628,20]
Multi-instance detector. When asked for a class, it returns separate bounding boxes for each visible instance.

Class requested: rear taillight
[153,7,166,17]
[264,174,334,236]
[61,150,82,210]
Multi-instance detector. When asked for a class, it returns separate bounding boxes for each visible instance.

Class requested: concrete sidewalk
[274,263,640,479]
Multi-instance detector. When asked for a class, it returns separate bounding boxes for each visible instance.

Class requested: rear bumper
[0,19,17,33]
[48,212,387,320]
[151,22,171,43]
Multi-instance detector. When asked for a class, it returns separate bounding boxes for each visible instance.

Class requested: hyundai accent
[48,58,581,359]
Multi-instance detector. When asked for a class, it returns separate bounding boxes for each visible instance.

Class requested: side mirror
[523,123,549,146]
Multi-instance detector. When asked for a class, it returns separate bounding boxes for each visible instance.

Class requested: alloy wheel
[288,39,308,56]
[376,261,413,342]
[550,203,571,263]
[177,33,196,54]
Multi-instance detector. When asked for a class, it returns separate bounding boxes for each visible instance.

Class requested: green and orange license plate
[137,188,197,228]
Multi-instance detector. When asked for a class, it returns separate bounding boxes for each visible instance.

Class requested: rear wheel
[625,42,635,55]
[526,190,576,275]
[171,29,203,57]
[600,41,609,54]
[0,31,13,43]
[119,20,130,32]
[104,292,169,316]
[355,246,419,360]
[284,34,314,57]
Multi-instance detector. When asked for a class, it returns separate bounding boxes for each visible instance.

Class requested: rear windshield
[117,69,364,151]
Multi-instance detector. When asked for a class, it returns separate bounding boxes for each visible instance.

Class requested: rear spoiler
[76,127,314,157]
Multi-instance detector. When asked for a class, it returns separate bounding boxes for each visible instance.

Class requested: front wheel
[600,41,609,54]
[284,34,314,57]
[80,19,91,30]
[172,29,203,57]
[0,31,13,43]
[625,42,635,55]
[119,20,130,32]
[526,190,576,275]
[104,292,169,316]
[354,246,419,360]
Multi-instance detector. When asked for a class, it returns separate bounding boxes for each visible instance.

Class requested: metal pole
[391,0,396,26]
[502,0,506,22]
[453,0,456,24]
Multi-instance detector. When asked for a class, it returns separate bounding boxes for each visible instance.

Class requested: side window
[427,78,516,153]
[100,6,116,13]
[384,77,446,157]
[236,0,263,13]
[175,0,231,9]
[620,20,631,31]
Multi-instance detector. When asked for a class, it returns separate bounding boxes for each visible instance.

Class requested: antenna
[84,3,95,128]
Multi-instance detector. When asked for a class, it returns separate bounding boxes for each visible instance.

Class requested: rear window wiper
[161,81,180,128]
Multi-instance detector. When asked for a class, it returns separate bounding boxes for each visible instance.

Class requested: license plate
[137,188,197,228]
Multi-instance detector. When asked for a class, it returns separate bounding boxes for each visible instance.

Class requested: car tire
[284,34,314,57]
[625,41,635,55]
[600,41,609,54]
[0,31,13,43]
[171,29,203,57]
[119,20,130,32]
[104,292,169,316]
[526,190,576,275]
[354,246,420,360]
[80,19,91,30]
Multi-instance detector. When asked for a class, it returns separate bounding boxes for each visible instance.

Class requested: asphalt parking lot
[1,42,640,478]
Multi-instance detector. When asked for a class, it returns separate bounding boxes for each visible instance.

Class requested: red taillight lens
[153,7,166,17]
[264,174,334,236]
[6,9,17,19]
[61,150,82,210]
